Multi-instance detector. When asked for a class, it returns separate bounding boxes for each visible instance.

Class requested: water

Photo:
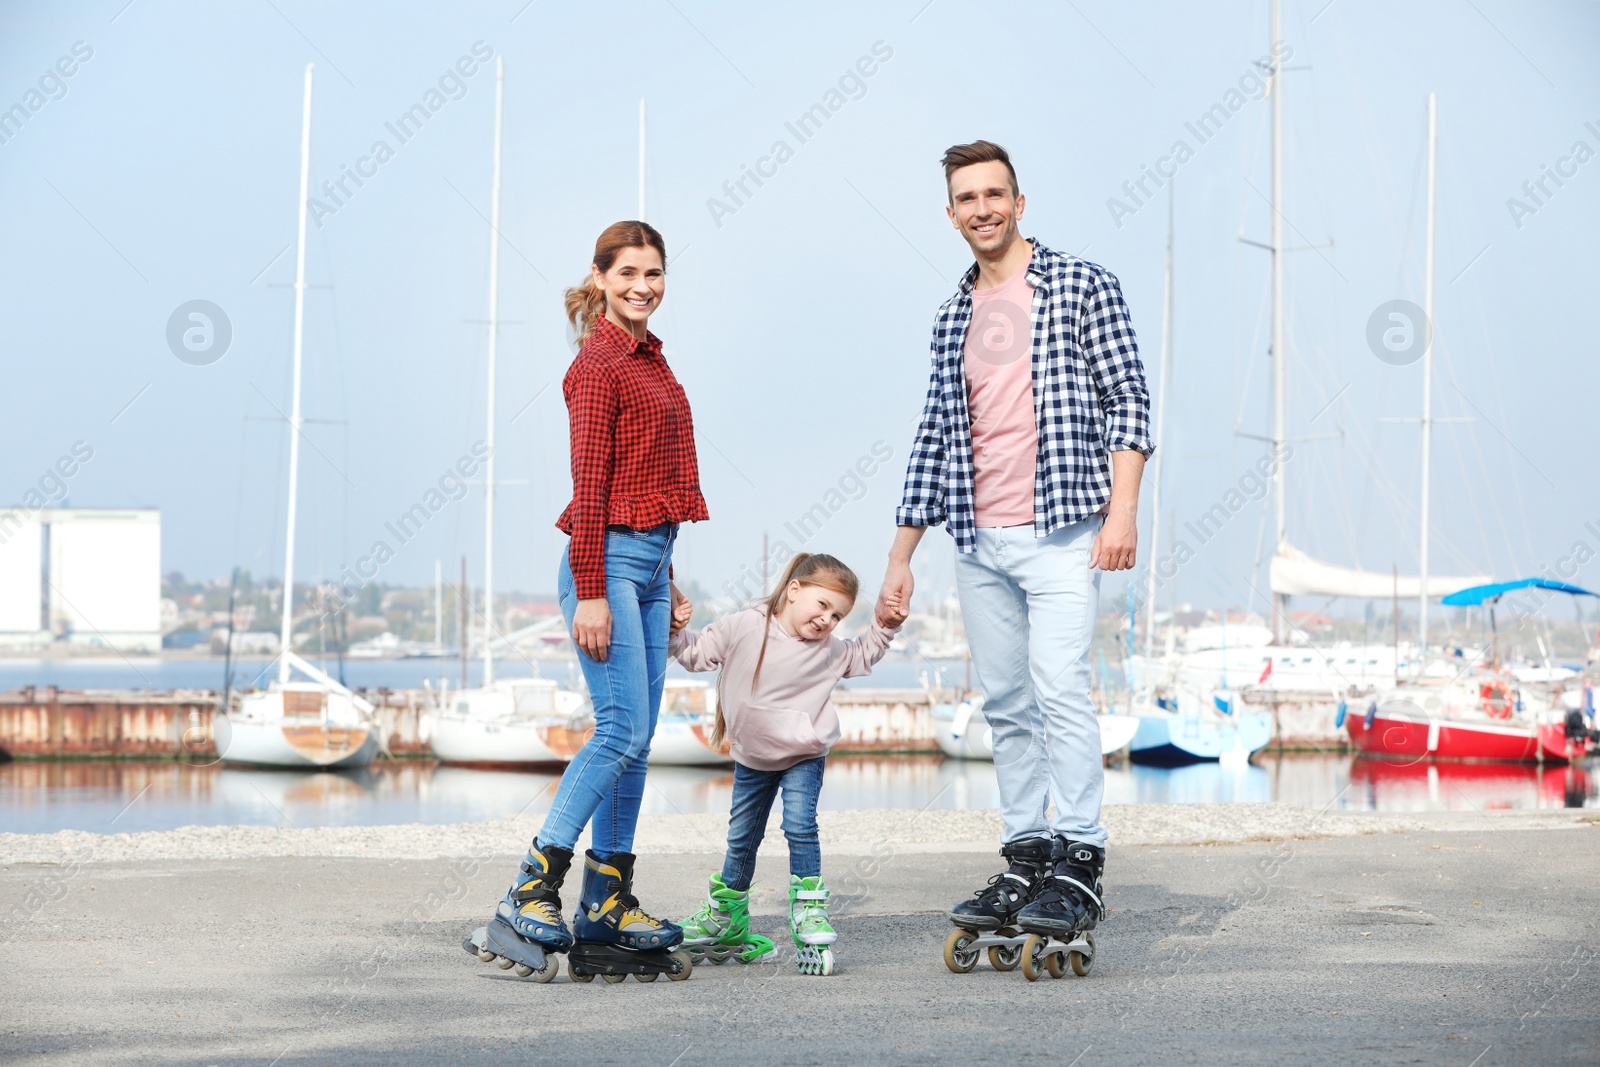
[0,654,967,693]
[3,754,1592,835]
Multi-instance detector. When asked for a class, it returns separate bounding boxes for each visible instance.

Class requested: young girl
[667,553,904,976]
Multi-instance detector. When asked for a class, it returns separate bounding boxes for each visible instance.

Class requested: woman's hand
[572,597,613,661]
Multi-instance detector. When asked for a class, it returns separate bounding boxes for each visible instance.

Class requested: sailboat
[223,65,380,770]
[424,58,593,766]
[1131,0,1488,755]
[1121,157,1272,765]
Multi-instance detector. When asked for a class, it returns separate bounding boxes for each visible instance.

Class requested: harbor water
[3,753,1593,836]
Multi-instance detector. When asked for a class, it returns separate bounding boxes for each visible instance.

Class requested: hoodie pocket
[732,701,826,766]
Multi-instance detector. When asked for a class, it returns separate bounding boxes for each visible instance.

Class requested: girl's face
[779,581,853,641]
[593,245,665,338]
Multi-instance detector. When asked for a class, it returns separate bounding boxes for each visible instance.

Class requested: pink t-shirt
[964,266,1038,527]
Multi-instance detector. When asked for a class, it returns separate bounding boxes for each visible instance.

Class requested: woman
[474,221,707,984]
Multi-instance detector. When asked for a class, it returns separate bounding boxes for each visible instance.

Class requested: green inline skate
[789,874,836,976]
[678,873,777,965]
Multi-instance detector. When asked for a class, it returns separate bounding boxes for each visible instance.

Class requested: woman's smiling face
[593,245,665,336]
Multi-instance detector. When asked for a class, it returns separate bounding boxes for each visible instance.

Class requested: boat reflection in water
[1348,756,1593,811]
[4,754,1595,835]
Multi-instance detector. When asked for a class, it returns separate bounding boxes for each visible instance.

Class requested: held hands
[572,598,612,661]
[1089,511,1137,571]
[670,588,693,635]
[876,559,912,627]
[877,590,908,628]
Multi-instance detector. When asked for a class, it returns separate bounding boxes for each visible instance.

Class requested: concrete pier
[2,805,1595,1065]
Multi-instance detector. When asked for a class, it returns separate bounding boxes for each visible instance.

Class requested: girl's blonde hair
[710,553,859,748]
[562,220,667,342]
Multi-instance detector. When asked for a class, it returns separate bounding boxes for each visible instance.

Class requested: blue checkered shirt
[895,240,1153,553]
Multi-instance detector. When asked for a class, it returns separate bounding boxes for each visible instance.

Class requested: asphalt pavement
[3,826,1597,1065]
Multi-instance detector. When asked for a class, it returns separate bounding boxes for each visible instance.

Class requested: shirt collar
[957,237,1046,297]
[589,313,663,358]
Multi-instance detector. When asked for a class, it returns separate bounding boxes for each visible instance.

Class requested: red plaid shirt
[556,315,709,599]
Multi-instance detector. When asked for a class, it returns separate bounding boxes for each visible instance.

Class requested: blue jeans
[719,756,826,891]
[954,517,1106,848]
[538,523,676,855]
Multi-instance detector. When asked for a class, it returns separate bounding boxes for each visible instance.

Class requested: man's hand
[1091,448,1146,571]
[572,597,612,661]
[878,525,926,624]
[1090,511,1137,571]
[670,593,693,635]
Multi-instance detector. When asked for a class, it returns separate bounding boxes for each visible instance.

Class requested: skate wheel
[988,944,1021,972]
[602,972,627,983]
[496,956,516,970]
[531,955,559,983]
[1020,934,1047,982]
[817,948,834,976]
[477,949,496,963]
[1070,933,1095,977]
[943,928,979,974]
[569,968,594,983]
[513,963,534,977]
[636,971,659,982]
[1045,948,1067,979]
[667,948,693,981]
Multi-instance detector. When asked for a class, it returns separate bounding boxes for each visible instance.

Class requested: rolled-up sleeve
[565,366,618,600]
[1080,269,1153,457]
[894,346,949,528]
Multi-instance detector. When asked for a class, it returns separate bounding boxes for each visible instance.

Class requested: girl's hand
[572,598,612,661]
[670,594,693,635]
[877,590,908,627]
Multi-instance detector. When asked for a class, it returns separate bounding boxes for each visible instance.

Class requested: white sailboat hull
[933,697,1141,760]
[221,686,380,770]
[647,718,732,766]
[428,715,564,765]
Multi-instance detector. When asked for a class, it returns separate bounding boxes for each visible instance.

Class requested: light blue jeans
[539,523,676,855]
[954,517,1106,848]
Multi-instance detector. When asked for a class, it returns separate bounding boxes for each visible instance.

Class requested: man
[878,140,1151,942]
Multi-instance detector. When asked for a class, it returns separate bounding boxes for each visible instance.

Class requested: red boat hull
[1347,710,1588,764]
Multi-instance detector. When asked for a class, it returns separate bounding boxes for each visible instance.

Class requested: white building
[0,508,161,653]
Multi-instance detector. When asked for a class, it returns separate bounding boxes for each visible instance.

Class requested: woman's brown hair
[709,553,860,748]
[562,220,667,342]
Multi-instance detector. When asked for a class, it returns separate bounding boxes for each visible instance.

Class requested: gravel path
[1,803,1590,864]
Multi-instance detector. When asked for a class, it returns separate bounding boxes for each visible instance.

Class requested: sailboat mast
[279,63,313,685]
[1419,92,1437,666]
[1144,182,1173,664]
[482,56,504,687]
[1268,0,1288,644]
[638,98,647,221]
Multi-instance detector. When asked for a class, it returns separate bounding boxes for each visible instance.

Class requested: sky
[3,0,1597,621]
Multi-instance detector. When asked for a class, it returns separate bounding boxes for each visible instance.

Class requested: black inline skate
[567,850,693,984]
[942,836,1051,975]
[1014,837,1104,981]
[462,839,574,983]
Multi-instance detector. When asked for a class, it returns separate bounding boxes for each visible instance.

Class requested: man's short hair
[940,140,1019,201]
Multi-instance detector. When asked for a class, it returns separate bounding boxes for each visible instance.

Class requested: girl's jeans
[538,524,676,855]
[719,755,826,891]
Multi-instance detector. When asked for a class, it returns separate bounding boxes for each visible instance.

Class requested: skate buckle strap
[1053,874,1103,912]
[794,889,829,901]
[510,885,559,905]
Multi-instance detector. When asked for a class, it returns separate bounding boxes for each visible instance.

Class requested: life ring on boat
[1479,680,1513,720]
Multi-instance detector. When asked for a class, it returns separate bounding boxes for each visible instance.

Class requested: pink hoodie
[668,609,899,771]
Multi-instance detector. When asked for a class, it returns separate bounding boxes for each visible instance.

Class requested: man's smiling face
[947,160,1025,256]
